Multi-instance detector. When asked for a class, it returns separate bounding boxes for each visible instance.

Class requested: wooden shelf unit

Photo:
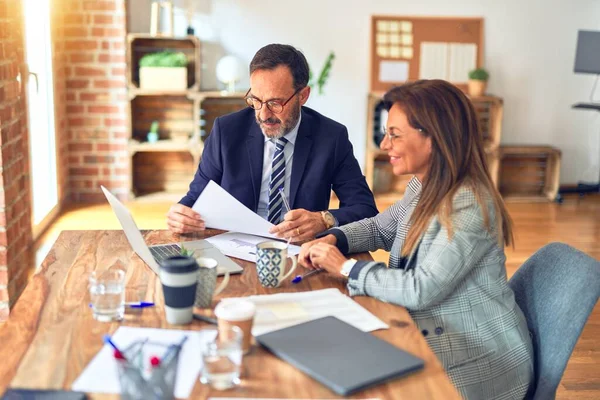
[498,146,561,202]
[127,34,201,91]
[126,34,247,198]
[364,92,504,199]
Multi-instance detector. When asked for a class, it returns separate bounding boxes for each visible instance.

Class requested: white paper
[419,42,448,79]
[192,180,277,239]
[376,20,390,32]
[389,46,401,58]
[227,288,389,336]
[377,45,390,58]
[379,60,409,83]
[72,327,210,398]
[205,232,300,262]
[448,43,477,83]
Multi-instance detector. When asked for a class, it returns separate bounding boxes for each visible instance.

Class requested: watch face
[324,212,334,226]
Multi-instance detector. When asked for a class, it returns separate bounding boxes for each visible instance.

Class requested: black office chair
[508,242,600,399]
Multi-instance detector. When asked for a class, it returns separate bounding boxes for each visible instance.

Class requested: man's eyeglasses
[381,126,425,145]
[244,87,303,114]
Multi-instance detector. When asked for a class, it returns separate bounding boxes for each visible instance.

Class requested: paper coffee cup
[214,299,256,353]
[159,256,199,325]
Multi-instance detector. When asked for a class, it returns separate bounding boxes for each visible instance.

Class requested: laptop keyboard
[149,244,182,262]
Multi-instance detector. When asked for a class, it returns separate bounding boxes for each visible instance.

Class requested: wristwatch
[320,211,336,229]
[340,258,357,277]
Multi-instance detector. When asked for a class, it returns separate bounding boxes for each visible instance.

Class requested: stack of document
[227,288,389,336]
[193,181,301,262]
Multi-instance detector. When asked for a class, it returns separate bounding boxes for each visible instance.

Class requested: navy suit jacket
[179,106,378,226]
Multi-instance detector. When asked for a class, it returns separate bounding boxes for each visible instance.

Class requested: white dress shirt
[256,115,301,220]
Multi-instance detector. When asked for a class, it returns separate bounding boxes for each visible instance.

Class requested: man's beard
[256,99,301,139]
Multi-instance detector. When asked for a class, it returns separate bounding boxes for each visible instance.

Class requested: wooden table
[0,230,460,399]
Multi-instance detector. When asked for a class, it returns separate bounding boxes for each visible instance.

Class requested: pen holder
[115,339,182,400]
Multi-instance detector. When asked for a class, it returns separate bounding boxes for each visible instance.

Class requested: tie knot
[275,137,288,149]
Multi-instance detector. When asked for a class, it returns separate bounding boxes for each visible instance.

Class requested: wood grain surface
[1,229,460,399]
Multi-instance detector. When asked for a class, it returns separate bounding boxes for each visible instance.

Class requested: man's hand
[269,209,327,243]
[166,204,205,234]
[298,234,337,269]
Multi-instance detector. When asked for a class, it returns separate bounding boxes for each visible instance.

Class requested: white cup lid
[214,299,256,321]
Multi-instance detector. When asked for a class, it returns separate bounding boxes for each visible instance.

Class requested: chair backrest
[508,242,600,400]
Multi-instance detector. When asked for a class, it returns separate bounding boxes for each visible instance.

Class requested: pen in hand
[278,188,291,214]
[292,268,325,284]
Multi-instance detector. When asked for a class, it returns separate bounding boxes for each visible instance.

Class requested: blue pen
[292,268,325,284]
[160,335,188,365]
[103,334,126,359]
[127,301,155,308]
[89,301,155,309]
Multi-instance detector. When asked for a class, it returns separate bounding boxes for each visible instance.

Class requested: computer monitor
[574,30,600,74]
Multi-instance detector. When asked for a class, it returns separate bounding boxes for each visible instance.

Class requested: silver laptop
[100,186,243,276]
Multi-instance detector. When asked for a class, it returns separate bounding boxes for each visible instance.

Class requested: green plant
[179,243,196,258]
[149,120,159,134]
[308,51,335,95]
[468,68,489,81]
[139,51,188,68]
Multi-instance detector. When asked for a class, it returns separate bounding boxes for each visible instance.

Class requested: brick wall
[0,0,34,320]
[58,0,129,202]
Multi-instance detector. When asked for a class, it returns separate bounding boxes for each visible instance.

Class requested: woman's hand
[299,234,337,269]
[305,243,347,279]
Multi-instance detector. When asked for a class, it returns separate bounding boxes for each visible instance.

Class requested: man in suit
[167,44,377,241]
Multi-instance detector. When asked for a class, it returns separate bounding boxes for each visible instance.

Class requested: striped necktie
[267,137,288,224]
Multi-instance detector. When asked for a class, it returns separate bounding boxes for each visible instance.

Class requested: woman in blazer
[298,79,534,399]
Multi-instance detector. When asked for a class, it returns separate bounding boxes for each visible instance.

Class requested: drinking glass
[199,325,243,390]
[89,269,125,322]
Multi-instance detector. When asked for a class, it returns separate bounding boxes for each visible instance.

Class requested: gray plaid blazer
[334,177,534,399]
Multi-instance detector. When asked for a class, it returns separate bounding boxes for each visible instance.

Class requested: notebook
[255,316,425,396]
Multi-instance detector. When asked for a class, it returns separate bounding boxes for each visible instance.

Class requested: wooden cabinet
[364,92,503,201]
[498,146,561,202]
[126,34,247,198]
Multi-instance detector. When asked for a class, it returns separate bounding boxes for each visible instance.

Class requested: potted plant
[147,120,159,143]
[139,51,188,91]
[467,68,489,97]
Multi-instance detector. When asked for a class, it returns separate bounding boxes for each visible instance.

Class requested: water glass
[200,326,243,390]
[89,269,125,322]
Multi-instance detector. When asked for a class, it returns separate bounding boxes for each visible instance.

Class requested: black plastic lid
[159,255,199,274]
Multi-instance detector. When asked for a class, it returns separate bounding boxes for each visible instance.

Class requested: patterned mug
[256,241,298,288]
[194,257,230,308]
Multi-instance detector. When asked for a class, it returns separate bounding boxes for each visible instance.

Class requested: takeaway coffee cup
[214,299,256,354]
[159,255,199,325]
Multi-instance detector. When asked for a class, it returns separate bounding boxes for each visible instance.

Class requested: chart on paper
[206,232,300,262]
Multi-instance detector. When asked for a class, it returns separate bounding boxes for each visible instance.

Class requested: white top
[255,115,302,220]
[215,298,256,321]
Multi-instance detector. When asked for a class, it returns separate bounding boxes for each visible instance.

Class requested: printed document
[192,180,277,239]
[226,288,389,336]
